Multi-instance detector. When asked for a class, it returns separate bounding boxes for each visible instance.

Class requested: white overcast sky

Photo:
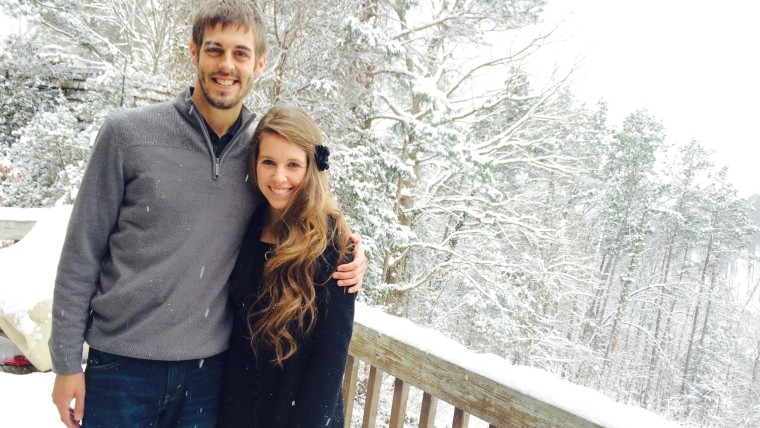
[534,0,760,197]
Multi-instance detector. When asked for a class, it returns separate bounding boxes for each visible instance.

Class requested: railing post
[343,355,360,428]
[389,377,409,428]
[419,392,438,428]
[453,407,470,428]
[362,365,384,427]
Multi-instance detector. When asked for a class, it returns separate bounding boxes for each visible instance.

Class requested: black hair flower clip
[315,145,330,171]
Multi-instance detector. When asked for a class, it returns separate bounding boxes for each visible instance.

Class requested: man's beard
[196,69,252,110]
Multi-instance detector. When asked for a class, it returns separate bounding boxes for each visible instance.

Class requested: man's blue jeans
[83,348,225,428]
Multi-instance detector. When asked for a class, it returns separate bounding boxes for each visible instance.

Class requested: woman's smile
[256,133,308,215]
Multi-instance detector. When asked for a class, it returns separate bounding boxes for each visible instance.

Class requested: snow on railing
[346,304,681,428]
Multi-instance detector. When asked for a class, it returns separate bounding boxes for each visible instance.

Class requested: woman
[218,106,356,427]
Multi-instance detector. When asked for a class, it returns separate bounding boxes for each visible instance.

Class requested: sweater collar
[174,86,255,132]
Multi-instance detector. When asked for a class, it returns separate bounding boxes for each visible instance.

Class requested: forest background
[1,1,759,426]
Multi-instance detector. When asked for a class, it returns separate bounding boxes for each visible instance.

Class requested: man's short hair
[192,0,268,61]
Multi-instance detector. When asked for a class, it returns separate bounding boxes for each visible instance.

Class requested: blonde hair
[248,105,351,366]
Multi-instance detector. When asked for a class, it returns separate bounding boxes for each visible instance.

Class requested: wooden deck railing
[344,312,601,428]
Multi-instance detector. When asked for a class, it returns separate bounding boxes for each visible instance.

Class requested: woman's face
[256,133,308,216]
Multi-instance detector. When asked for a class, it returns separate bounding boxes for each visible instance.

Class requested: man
[49,2,365,427]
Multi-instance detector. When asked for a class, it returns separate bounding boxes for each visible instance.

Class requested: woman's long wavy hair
[247,105,352,367]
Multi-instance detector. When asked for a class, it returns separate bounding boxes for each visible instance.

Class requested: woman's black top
[218,207,356,428]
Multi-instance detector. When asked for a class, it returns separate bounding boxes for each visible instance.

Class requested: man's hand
[334,233,366,293]
[52,373,85,427]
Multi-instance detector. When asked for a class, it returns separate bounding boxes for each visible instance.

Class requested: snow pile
[355,302,682,428]
[0,372,59,425]
[0,205,72,371]
[0,206,48,223]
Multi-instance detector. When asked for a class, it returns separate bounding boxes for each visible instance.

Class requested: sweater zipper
[188,103,258,181]
[220,113,258,164]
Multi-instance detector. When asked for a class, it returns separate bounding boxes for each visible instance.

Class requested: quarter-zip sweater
[49,87,260,375]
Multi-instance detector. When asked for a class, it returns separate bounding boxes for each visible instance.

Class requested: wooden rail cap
[349,304,603,427]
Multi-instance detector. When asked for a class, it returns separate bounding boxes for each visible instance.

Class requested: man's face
[190,24,266,112]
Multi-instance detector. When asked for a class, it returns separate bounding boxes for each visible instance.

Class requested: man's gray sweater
[49,87,260,375]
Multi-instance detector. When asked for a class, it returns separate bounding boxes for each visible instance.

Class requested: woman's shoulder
[325,214,354,260]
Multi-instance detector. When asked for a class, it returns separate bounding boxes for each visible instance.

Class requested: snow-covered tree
[0,34,71,205]
[3,1,760,425]
[3,105,91,207]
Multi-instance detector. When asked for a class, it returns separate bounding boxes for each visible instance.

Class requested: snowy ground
[1,335,58,425]
[0,371,60,426]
